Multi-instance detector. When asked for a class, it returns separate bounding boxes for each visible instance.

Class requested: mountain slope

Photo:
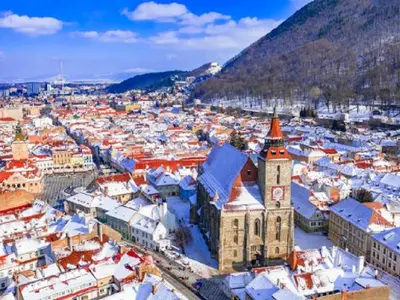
[107,70,185,93]
[194,0,400,106]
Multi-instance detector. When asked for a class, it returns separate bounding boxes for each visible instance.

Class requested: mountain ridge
[193,0,400,107]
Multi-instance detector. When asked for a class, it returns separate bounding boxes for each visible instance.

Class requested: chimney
[160,198,168,222]
[97,223,103,243]
[321,246,328,258]
[357,256,365,274]
[67,233,72,250]
[332,246,338,259]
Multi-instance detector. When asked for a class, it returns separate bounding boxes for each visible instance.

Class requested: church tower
[11,124,29,160]
[258,106,294,262]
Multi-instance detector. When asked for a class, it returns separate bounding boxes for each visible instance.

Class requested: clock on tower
[271,186,285,201]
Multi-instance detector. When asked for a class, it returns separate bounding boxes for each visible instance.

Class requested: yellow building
[71,154,84,168]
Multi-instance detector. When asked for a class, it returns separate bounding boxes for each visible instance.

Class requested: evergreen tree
[230,131,248,151]
[352,188,374,203]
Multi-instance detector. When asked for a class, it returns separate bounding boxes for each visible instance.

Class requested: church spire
[267,104,284,140]
[259,105,290,160]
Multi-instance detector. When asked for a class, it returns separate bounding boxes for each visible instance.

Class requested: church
[197,108,294,272]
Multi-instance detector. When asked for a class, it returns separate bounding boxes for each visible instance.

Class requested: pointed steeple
[259,105,290,160]
[266,105,284,143]
[273,104,279,118]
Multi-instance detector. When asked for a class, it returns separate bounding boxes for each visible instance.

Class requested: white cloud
[122,2,188,22]
[180,12,230,27]
[150,17,282,50]
[0,11,63,35]
[123,2,230,26]
[291,0,313,10]
[73,30,138,43]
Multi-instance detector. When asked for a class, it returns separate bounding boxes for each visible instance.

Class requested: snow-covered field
[294,227,333,250]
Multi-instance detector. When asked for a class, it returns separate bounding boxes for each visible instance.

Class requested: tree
[300,106,318,119]
[175,226,192,254]
[230,131,248,151]
[196,129,207,142]
[332,119,346,132]
[352,188,374,203]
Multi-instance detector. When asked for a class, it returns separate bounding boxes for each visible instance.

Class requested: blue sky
[0,0,311,81]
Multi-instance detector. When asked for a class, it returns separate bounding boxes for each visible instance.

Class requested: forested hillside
[193,0,400,108]
[107,70,185,93]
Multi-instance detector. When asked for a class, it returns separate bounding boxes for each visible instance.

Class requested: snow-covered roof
[330,198,392,233]
[291,182,318,219]
[198,143,249,209]
[106,206,136,223]
[372,227,400,255]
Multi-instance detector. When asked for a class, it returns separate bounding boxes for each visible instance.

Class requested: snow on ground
[180,225,218,278]
[167,196,190,225]
[294,227,333,250]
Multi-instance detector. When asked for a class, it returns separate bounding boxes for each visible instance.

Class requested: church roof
[198,143,248,209]
[267,106,284,140]
[260,106,291,161]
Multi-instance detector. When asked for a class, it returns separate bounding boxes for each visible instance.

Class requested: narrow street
[121,241,229,300]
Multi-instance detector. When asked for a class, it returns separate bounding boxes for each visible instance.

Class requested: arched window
[275,247,280,254]
[275,216,281,241]
[233,250,238,257]
[254,219,261,236]
[277,165,281,185]
[233,219,239,229]
[234,234,238,244]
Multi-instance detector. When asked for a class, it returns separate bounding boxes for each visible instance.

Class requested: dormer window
[271,150,277,155]
[280,150,285,155]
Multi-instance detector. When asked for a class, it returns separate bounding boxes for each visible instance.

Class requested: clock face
[272,186,284,201]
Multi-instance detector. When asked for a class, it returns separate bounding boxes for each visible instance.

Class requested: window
[247,169,251,176]
[254,219,261,236]
[233,219,239,229]
[276,217,281,241]
[233,250,237,257]
[234,235,238,244]
[277,166,281,185]
[275,247,279,254]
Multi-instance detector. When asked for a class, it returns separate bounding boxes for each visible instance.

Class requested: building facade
[371,227,400,276]
[197,108,294,272]
[329,198,393,259]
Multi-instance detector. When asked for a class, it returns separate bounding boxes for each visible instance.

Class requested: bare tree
[175,226,192,254]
